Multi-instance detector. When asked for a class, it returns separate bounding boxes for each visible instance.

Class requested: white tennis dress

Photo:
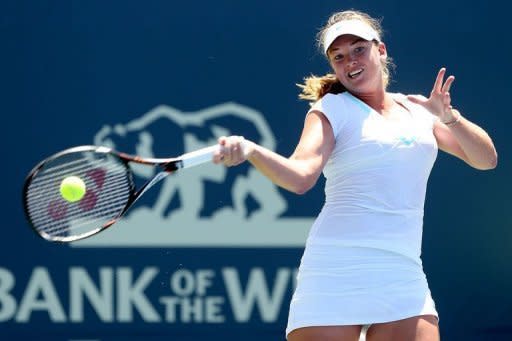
[286,92,439,337]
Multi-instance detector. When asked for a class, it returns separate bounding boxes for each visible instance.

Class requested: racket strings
[30,177,130,236]
[27,173,129,213]
[27,157,109,194]
[31,156,97,179]
[27,171,130,239]
[39,196,129,238]
[25,151,133,241]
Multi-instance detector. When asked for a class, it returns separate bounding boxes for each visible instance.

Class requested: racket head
[23,146,135,242]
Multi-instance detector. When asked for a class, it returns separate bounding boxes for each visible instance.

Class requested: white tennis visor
[323,20,381,54]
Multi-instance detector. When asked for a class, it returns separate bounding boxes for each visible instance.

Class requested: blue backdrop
[1,1,510,340]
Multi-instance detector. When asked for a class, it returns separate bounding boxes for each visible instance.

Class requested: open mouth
[348,68,363,79]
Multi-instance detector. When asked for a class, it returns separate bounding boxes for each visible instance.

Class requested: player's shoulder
[324,91,353,102]
[308,92,351,119]
[307,92,354,137]
[311,92,350,110]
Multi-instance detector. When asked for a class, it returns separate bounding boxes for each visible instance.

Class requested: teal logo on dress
[399,136,416,145]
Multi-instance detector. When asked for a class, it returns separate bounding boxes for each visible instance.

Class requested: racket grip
[180,145,220,168]
[180,138,251,168]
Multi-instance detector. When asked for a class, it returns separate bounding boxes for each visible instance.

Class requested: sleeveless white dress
[286,92,439,337]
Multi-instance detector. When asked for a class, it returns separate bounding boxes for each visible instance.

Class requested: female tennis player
[213,10,497,341]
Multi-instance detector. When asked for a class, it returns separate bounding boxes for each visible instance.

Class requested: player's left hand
[407,67,458,123]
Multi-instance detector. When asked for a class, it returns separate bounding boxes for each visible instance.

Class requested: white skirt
[286,244,438,337]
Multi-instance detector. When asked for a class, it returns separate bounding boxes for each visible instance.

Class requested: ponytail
[297,74,347,104]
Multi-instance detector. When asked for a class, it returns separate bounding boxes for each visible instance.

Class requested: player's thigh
[366,315,439,341]
[287,325,362,341]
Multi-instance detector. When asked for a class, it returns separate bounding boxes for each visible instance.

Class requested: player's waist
[322,201,424,216]
[304,237,423,266]
[300,241,424,270]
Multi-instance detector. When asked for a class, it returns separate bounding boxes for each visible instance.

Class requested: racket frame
[22,145,187,242]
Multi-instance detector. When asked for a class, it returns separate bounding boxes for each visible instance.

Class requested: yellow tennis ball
[60,176,86,202]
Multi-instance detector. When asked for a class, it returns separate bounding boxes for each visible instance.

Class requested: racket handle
[180,145,220,168]
[180,138,251,168]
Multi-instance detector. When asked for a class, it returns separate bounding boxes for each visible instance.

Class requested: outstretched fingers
[432,67,455,95]
[440,71,455,114]
[432,68,446,94]
[442,75,455,94]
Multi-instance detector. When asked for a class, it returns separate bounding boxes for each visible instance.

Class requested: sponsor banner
[4,102,311,339]
[0,264,298,325]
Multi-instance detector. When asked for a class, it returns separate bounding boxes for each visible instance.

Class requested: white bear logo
[73,102,313,247]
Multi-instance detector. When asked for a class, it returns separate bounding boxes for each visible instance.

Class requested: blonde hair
[298,10,393,103]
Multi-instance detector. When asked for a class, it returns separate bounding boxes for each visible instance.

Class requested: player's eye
[353,46,365,55]
[333,53,344,61]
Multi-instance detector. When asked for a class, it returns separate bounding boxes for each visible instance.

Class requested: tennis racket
[23,144,225,243]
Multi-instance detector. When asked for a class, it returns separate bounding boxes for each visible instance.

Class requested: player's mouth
[348,68,364,79]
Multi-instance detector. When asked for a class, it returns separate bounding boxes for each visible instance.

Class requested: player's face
[327,34,387,95]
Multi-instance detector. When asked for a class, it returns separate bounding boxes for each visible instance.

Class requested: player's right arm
[214,110,335,194]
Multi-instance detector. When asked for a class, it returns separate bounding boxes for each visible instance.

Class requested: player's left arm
[433,114,497,170]
[408,67,497,170]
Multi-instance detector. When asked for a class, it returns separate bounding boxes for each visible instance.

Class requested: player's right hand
[214,135,252,166]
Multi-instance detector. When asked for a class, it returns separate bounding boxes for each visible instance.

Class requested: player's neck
[353,91,394,115]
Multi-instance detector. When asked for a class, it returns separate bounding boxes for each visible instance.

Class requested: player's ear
[377,41,387,60]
